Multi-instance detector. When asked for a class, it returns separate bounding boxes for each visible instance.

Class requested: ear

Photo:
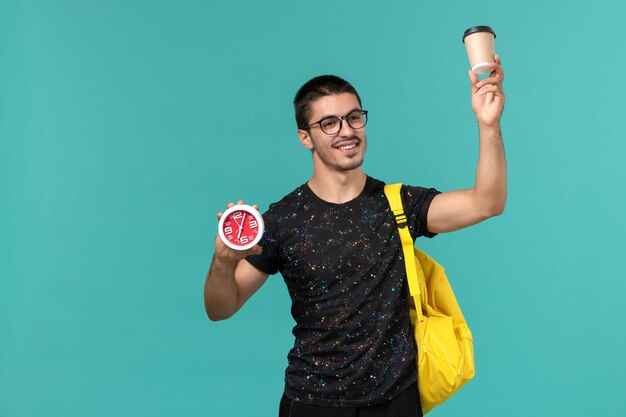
[298,129,314,150]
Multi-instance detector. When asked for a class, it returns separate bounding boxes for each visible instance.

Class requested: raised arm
[204,202,269,321]
[427,54,507,234]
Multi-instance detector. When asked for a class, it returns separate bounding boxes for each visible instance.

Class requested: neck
[308,168,367,204]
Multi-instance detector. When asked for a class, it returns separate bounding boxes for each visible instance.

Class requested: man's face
[298,93,367,173]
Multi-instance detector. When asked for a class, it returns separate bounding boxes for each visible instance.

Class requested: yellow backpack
[384,183,475,414]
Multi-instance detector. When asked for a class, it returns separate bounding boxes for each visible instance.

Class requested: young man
[205,57,506,417]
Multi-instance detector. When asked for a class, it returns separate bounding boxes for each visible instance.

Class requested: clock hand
[236,213,247,240]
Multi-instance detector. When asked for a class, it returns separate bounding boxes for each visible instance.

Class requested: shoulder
[367,177,438,203]
[402,184,440,202]
[262,183,310,223]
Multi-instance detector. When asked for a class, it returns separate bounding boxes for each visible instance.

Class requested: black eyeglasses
[304,110,368,135]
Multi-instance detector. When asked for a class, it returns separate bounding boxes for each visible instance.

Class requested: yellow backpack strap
[384,183,423,322]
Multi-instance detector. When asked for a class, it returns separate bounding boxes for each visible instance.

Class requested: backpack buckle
[394,213,408,228]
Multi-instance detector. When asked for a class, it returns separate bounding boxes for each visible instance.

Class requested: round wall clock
[217,204,264,251]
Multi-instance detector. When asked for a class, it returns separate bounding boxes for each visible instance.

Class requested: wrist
[477,120,502,135]
[211,254,238,274]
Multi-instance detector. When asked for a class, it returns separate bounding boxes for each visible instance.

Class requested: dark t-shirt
[246,176,440,407]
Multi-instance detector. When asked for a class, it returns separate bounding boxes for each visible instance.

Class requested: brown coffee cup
[462,26,496,74]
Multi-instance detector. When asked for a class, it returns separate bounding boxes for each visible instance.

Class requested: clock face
[218,204,265,251]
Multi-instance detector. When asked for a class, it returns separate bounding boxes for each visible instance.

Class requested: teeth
[339,144,356,150]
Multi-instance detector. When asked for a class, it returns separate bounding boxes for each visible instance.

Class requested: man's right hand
[214,200,263,263]
[205,200,269,321]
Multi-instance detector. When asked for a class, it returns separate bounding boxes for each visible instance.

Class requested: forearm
[473,122,507,216]
[204,256,240,321]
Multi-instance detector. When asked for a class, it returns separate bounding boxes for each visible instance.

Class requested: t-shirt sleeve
[245,209,280,275]
[401,185,441,239]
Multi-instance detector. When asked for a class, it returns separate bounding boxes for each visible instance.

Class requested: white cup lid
[471,62,492,74]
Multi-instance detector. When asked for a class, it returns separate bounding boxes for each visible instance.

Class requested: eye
[348,112,363,122]
[321,117,339,129]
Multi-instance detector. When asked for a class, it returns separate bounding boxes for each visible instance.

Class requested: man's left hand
[469,54,505,127]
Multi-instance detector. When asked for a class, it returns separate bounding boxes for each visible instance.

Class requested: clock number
[232,212,243,220]
[249,220,257,229]
[240,236,249,244]
[224,226,233,235]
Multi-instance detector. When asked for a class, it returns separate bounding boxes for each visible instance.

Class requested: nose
[337,117,355,136]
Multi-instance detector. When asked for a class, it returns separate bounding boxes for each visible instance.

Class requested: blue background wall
[2,1,625,416]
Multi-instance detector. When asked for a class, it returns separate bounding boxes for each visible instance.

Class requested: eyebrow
[317,107,362,121]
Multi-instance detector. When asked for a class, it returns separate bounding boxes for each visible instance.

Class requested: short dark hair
[294,75,362,129]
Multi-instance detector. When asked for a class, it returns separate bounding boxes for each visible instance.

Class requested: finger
[220,201,236,218]
[252,204,259,210]
[494,53,501,65]
[485,60,502,71]
[237,200,244,206]
[487,61,504,82]
[477,84,501,95]
[479,77,505,91]
[476,74,503,88]
[246,245,263,256]
[468,70,479,95]
[484,92,494,106]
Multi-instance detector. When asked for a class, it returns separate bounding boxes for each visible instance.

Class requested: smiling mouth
[334,138,360,152]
